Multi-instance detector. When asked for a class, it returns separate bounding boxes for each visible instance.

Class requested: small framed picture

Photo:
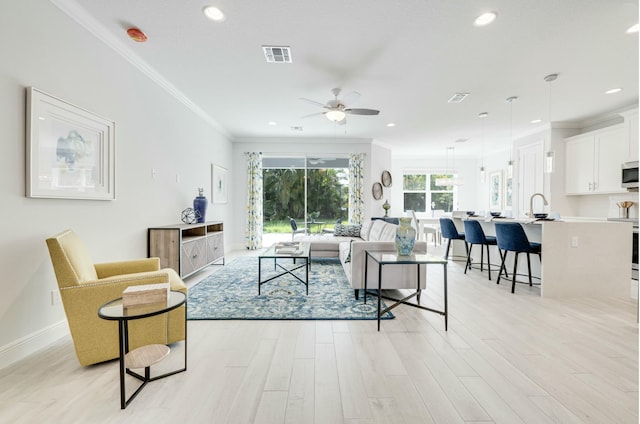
[212,164,228,203]
[489,171,503,210]
[26,87,115,200]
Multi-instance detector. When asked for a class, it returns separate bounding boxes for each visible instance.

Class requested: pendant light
[544,74,558,173]
[436,146,463,186]
[478,112,488,182]
[506,96,517,179]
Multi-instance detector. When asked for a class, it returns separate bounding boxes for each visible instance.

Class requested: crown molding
[50,0,230,138]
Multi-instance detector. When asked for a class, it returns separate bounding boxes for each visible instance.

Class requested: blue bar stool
[439,218,469,260]
[463,219,507,281]
[494,222,542,293]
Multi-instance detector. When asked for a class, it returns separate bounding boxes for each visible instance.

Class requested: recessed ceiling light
[268,121,277,126]
[203,6,226,22]
[605,88,622,94]
[448,93,469,103]
[386,123,396,127]
[474,12,497,26]
[455,138,468,143]
[626,23,639,34]
[531,119,542,124]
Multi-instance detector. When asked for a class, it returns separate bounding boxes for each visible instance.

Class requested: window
[262,156,349,231]
[403,172,456,213]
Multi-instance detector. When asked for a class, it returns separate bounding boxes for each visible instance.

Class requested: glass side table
[98,290,187,409]
[364,251,448,331]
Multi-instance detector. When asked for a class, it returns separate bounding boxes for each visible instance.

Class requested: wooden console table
[148,221,224,278]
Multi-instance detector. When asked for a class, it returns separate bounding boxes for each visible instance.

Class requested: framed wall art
[489,170,503,210]
[26,87,115,200]
[212,164,228,203]
[504,176,513,209]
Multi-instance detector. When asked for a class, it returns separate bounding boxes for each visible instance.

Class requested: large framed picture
[212,164,228,203]
[26,87,115,200]
[489,170,503,210]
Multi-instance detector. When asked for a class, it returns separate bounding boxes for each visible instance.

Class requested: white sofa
[297,219,428,299]
[337,220,427,300]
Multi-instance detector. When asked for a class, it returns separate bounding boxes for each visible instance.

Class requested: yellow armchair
[46,229,187,366]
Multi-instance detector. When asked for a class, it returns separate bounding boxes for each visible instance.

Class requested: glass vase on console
[395,217,416,256]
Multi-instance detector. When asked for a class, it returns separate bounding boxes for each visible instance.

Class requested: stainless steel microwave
[622,161,639,189]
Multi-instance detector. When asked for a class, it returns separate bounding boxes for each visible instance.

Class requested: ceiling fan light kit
[301,87,380,125]
[326,109,346,122]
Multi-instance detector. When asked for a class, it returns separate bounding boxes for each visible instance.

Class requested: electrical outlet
[51,290,61,305]
[571,236,579,247]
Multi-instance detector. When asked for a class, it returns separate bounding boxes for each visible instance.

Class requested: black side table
[98,290,187,409]
[364,251,448,331]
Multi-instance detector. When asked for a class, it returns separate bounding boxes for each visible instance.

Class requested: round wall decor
[381,170,392,187]
[372,182,383,200]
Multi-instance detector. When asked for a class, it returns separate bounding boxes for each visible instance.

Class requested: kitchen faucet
[529,192,548,218]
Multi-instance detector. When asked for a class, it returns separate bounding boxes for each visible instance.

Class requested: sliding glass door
[262,156,349,234]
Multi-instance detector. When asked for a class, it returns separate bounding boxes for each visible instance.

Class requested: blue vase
[193,189,207,223]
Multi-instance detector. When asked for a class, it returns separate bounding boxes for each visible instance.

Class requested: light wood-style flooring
[1,242,637,423]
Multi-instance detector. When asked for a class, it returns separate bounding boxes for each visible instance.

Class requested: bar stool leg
[498,249,508,278]
[464,244,473,273]
[527,253,533,286]
[486,244,492,281]
[511,252,519,293]
[497,250,507,285]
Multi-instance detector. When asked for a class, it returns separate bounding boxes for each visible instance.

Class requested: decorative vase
[193,188,207,223]
[395,217,416,256]
[382,200,391,217]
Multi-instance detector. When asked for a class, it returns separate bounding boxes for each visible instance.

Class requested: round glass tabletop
[98,290,186,321]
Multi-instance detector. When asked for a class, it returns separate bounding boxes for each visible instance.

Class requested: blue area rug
[187,256,394,320]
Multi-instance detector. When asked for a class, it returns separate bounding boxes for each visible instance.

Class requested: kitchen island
[451,216,632,299]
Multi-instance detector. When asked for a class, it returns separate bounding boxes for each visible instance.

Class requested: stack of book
[122,283,169,308]
[275,242,302,255]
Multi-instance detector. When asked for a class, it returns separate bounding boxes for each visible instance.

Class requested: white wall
[0,0,233,365]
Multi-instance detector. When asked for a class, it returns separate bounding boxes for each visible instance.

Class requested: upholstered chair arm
[94,257,161,278]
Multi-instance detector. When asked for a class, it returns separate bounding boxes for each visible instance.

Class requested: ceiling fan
[300,88,380,125]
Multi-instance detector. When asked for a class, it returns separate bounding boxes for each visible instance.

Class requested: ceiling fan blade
[300,112,325,119]
[299,97,327,108]
[345,108,380,116]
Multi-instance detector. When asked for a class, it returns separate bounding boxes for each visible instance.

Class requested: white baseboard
[0,320,69,370]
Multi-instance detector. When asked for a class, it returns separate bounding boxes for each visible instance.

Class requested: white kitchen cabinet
[565,124,626,195]
[620,109,639,162]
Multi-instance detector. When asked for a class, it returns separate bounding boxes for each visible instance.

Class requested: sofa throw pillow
[334,224,362,237]
[360,220,373,241]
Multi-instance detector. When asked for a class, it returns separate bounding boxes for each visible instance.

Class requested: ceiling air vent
[263,46,292,63]
[447,92,469,103]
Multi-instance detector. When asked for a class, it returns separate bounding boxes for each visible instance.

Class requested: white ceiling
[55,0,638,156]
